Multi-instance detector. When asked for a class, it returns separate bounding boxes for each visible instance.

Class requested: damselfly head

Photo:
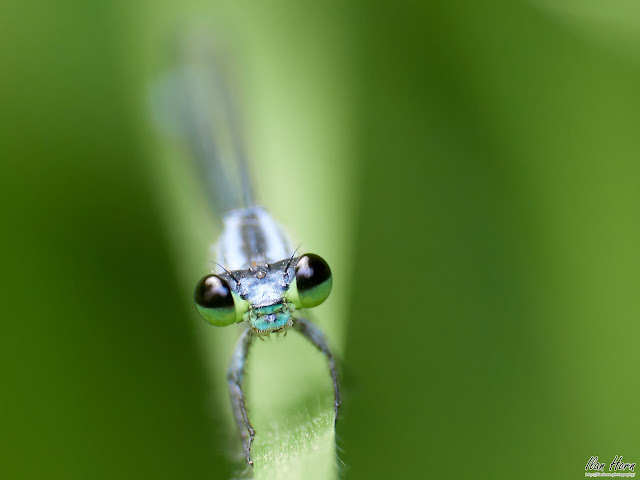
[194,254,333,334]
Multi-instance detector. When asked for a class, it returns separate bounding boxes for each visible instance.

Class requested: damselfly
[153,35,340,466]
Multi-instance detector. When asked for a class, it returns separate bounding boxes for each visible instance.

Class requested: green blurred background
[2,0,640,479]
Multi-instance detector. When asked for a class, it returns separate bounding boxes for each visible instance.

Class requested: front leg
[293,317,341,424]
[227,328,256,465]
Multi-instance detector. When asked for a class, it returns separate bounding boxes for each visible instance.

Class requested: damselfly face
[195,254,332,335]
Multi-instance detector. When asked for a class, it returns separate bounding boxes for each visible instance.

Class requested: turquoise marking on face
[251,309,291,333]
[254,303,284,315]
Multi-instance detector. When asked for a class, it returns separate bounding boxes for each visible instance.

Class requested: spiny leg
[227,328,256,465]
[293,317,341,424]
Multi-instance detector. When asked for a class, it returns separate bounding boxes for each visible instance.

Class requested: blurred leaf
[533,0,640,64]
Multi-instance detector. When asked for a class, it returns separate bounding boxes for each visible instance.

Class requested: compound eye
[294,253,333,308]
[194,274,237,326]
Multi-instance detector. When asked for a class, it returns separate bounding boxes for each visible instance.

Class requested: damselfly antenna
[283,243,302,280]
[211,260,241,285]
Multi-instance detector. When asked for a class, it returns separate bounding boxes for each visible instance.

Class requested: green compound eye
[287,253,332,309]
[194,274,243,326]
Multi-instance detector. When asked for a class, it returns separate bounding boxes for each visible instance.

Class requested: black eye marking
[195,275,234,309]
[295,254,331,292]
